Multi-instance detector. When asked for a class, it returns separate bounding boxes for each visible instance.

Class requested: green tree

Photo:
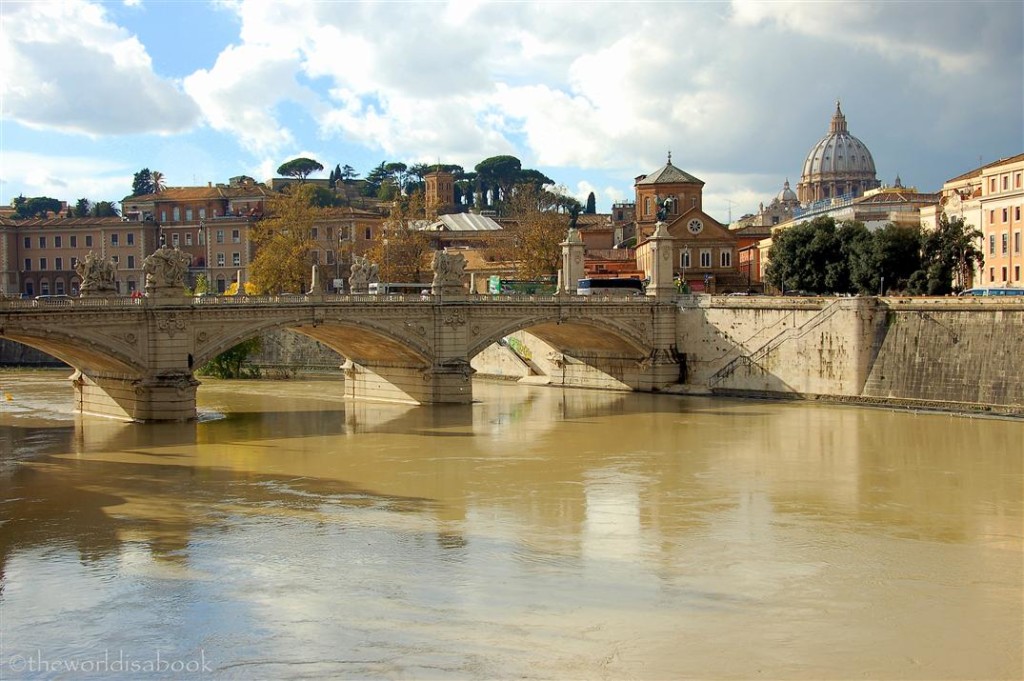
[151,170,166,193]
[340,164,358,182]
[585,191,597,214]
[363,161,389,197]
[73,198,91,218]
[364,192,432,282]
[872,223,923,294]
[912,214,983,295]
[198,337,263,379]
[765,216,847,294]
[90,201,119,217]
[15,196,63,218]
[248,184,323,294]
[276,157,324,183]
[132,168,155,196]
[475,155,522,209]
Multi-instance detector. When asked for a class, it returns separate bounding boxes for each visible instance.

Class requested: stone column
[560,228,584,294]
[645,221,675,299]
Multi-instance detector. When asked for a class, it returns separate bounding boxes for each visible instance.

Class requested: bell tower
[425,168,455,216]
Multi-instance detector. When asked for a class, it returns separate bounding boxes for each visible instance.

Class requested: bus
[368,282,429,296]
[576,278,645,296]
[958,287,1024,297]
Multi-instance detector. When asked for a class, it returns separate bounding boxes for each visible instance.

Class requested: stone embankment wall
[680,296,1023,413]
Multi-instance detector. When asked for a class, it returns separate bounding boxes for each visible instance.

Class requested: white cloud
[0,152,134,203]
[0,0,198,135]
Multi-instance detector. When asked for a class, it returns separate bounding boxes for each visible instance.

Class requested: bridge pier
[72,370,199,422]
[342,360,474,405]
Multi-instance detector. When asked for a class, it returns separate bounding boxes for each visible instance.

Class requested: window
[85,235,93,247]
[1016,206,1021,221]
[311,227,318,239]
[172,233,180,247]
[111,255,118,264]
[23,237,30,249]
[326,250,335,265]
[70,235,77,248]
[39,236,46,248]
[680,251,691,268]
[1001,266,1007,282]
[311,250,320,264]
[40,281,50,295]
[55,257,63,271]
[185,208,193,221]
[185,233,193,246]
[39,258,47,270]
[127,255,135,269]
[1003,208,1009,222]
[214,253,224,266]
[364,227,372,240]
[127,233,134,246]
[720,250,732,267]
[1017,173,1022,189]
[216,230,224,244]
[71,257,78,270]
[24,282,34,296]
[990,235,996,255]
[232,252,240,267]
[54,236,62,248]
[1016,265,1021,282]
[56,281,65,295]
[232,229,240,243]
[644,197,651,216]
[172,207,180,221]
[1016,232,1021,254]
[110,233,119,247]
[24,259,31,271]
[1002,233,1008,254]
[161,211,167,222]
[700,249,712,268]
[990,178,997,192]
[1003,176,1009,190]
[199,208,206,219]
[989,267,995,282]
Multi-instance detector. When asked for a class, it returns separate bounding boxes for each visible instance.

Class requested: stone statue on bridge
[143,245,192,298]
[431,250,466,295]
[348,254,379,294]
[76,251,118,297]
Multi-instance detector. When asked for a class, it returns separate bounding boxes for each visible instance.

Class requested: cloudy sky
[1,0,1021,221]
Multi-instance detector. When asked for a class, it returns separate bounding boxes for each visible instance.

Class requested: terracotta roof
[636,161,703,186]
[0,216,126,227]
[945,153,1024,184]
[123,187,225,202]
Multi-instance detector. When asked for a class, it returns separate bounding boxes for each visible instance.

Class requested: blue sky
[1,0,1021,221]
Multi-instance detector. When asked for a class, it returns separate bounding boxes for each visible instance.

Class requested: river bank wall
[674,296,1023,415]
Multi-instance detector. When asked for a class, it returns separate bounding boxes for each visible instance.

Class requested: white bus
[576,278,645,296]
[958,287,1024,297]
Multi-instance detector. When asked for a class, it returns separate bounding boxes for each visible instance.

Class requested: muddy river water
[1,370,1021,679]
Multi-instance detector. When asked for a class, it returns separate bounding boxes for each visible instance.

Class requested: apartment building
[979,154,1024,288]
[0,216,158,296]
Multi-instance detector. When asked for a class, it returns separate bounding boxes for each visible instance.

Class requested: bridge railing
[0,291,663,310]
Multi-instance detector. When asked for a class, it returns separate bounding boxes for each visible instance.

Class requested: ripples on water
[0,369,1021,679]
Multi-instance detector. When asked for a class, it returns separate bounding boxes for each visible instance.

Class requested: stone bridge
[0,293,681,421]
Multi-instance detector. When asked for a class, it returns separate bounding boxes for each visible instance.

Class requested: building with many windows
[0,216,159,296]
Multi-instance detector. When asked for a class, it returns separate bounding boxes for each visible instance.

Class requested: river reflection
[1,370,1021,679]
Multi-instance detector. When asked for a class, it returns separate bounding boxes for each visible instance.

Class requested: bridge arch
[0,329,143,375]
[466,313,652,361]
[192,316,433,369]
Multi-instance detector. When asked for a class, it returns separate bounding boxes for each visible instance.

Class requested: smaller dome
[777,179,798,204]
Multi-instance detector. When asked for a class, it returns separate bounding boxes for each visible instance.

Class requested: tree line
[765,214,983,296]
